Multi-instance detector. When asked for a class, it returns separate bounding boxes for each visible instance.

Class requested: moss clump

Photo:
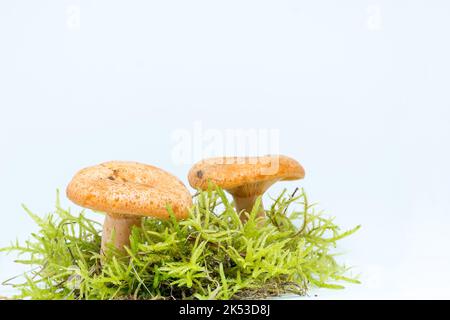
[1,187,360,300]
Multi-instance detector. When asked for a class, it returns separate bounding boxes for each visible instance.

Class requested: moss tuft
[1,187,360,300]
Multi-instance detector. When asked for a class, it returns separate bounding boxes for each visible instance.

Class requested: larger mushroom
[188,155,304,221]
[66,161,192,253]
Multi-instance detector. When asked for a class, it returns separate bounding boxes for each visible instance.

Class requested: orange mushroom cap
[188,155,305,197]
[67,161,192,220]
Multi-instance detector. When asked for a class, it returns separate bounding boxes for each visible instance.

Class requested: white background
[1,1,450,299]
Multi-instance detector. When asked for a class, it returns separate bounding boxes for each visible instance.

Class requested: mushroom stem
[101,214,141,253]
[233,195,265,222]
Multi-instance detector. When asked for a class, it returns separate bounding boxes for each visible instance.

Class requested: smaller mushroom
[66,161,192,253]
[188,155,305,221]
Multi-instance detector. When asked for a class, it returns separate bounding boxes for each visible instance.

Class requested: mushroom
[66,161,192,253]
[188,155,304,221]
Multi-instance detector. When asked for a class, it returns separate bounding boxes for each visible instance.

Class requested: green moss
[1,187,360,300]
